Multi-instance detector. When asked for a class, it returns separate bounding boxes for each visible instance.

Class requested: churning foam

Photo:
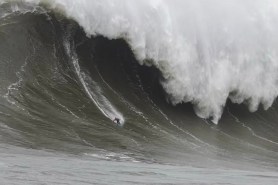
[22,0,278,123]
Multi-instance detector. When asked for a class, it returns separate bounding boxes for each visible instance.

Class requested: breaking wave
[17,0,278,123]
[0,0,278,171]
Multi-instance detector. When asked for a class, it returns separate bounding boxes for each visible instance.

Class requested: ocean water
[0,0,278,184]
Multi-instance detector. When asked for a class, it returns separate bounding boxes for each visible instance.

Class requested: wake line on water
[63,37,124,125]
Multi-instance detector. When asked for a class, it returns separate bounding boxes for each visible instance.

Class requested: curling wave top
[19,0,278,123]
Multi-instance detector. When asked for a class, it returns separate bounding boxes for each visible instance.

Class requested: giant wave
[1,1,278,183]
[16,0,278,124]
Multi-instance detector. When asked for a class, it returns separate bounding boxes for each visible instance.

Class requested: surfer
[113,118,120,125]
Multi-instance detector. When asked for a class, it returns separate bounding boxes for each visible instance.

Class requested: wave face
[0,1,278,183]
[21,0,278,123]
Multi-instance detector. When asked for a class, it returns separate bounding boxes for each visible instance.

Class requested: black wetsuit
[114,118,120,124]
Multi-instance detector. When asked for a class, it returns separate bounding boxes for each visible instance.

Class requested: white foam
[24,0,278,123]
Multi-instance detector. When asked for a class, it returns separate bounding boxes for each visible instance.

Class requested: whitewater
[21,0,278,123]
